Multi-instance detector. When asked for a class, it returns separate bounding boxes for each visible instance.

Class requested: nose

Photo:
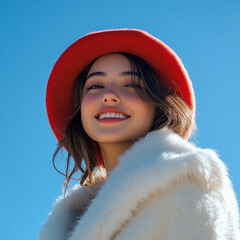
[101,90,120,104]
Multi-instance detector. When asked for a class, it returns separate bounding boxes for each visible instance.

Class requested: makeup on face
[81,53,155,145]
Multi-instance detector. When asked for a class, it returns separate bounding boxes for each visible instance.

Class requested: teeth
[99,112,128,119]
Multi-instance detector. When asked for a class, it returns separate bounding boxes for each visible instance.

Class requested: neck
[99,142,133,175]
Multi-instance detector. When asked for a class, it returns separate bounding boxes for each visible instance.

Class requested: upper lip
[95,107,131,118]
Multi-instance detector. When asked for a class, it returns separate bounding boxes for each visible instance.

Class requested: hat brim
[46,29,195,142]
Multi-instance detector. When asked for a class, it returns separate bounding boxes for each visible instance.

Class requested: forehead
[87,53,132,75]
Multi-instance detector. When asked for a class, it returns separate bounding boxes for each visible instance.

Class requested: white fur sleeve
[115,182,240,240]
[165,183,239,240]
[38,184,97,240]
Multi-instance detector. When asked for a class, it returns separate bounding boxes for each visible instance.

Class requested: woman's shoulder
[66,128,239,240]
[50,176,105,214]
[112,128,239,239]
[117,128,229,193]
[38,180,104,240]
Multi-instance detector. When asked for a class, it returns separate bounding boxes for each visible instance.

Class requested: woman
[39,29,240,240]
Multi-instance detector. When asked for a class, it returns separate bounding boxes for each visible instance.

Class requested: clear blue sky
[1,1,239,239]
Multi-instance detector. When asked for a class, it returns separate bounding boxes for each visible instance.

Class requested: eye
[86,84,104,90]
[125,83,142,89]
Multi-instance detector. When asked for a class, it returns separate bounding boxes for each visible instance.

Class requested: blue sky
[1,1,239,239]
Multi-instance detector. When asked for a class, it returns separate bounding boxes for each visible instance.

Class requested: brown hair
[53,53,195,191]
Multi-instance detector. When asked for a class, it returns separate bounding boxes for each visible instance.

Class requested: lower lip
[96,118,129,123]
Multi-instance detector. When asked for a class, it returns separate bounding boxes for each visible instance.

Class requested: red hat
[46,29,195,142]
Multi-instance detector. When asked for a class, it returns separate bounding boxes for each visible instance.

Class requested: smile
[98,112,129,119]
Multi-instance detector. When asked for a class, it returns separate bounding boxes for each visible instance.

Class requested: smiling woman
[39,29,240,240]
[81,54,155,172]
[59,52,193,185]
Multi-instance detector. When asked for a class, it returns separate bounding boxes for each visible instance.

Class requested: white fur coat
[38,128,240,240]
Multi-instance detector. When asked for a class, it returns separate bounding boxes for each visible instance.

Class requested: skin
[81,54,155,174]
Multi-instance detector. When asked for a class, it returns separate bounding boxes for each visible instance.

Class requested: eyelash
[126,84,142,89]
[86,83,142,90]
[86,84,103,90]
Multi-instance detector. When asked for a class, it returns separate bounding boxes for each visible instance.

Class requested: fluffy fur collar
[39,128,235,240]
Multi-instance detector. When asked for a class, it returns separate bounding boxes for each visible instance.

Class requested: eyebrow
[86,71,141,80]
[121,71,141,78]
[86,72,105,80]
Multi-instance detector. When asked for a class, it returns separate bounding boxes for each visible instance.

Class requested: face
[81,53,155,146]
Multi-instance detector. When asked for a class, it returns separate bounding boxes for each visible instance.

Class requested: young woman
[39,29,240,240]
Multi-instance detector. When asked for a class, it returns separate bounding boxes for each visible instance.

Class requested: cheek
[127,93,153,115]
[123,91,144,104]
[81,95,97,130]
[132,97,155,125]
[81,94,97,115]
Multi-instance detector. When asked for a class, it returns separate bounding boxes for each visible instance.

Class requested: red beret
[46,29,195,142]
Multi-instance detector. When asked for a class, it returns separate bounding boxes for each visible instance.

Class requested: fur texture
[38,128,240,240]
